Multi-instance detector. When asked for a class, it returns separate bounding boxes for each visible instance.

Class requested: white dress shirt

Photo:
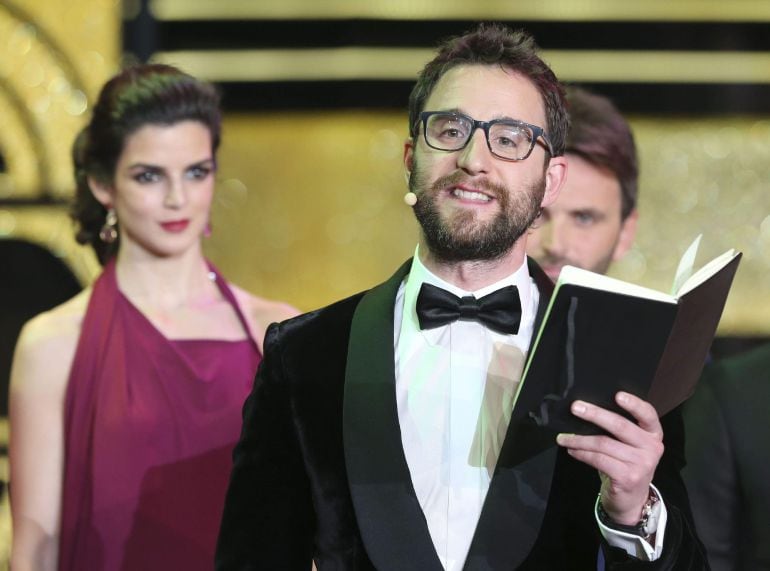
[393,247,665,569]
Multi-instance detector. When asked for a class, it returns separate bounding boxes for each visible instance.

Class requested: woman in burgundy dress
[9,64,297,570]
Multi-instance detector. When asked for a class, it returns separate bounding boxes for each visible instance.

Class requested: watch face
[641,493,662,537]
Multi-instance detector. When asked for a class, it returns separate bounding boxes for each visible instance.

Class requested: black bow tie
[415,282,522,335]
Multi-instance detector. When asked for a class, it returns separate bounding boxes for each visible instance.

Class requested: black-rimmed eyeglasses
[417,111,554,162]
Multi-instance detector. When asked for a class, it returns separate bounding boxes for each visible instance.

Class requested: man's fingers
[614,391,662,435]
[569,395,662,446]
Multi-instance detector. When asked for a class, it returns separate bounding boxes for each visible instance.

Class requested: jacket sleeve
[215,322,314,571]
[603,405,711,570]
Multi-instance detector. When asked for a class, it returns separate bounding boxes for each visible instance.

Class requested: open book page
[514,237,742,432]
[557,235,737,301]
[557,265,676,303]
[676,248,738,297]
[649,251,742,415]
[670,234,701,295]
[515,275,678,434]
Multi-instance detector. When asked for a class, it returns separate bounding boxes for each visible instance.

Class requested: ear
[403,137,415,179]
[87,176,114,208]
[612,208,638,261]
[539,155,568,209]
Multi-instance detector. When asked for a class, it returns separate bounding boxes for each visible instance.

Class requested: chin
[146,240,202,259]
[545,269,562,282]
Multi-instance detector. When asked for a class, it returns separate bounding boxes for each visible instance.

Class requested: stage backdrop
[1,0,770,335]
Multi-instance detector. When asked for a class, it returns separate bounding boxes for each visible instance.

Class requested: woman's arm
[9,296,84,571]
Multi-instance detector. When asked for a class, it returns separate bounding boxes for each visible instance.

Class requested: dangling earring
[99,208,118,243]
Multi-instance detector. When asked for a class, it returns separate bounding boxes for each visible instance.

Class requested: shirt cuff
[594,484,667,561]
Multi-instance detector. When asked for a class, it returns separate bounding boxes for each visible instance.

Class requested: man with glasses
[216,24,706,570]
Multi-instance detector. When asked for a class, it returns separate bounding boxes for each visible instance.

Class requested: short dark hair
[408,23,569,157]
[71,63,222,264]
[565,86,638,219]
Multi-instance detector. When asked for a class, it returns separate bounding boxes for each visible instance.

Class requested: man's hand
[555,391,664,525]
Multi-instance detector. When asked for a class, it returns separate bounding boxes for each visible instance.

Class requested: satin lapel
[343,259,444,571]
[528,257,554,335]
[464,258,557,571]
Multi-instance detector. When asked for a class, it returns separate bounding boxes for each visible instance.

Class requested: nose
[456,129,493,174]
[163,177,188,209]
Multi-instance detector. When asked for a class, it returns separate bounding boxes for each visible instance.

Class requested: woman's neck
[114,246,219,311]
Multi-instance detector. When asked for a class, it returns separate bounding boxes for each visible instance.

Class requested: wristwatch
[597,488,661,541]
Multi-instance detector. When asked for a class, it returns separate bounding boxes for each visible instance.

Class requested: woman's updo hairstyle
[71,64,222,264]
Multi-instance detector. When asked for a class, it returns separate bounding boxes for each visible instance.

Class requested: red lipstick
[160,219,190,233]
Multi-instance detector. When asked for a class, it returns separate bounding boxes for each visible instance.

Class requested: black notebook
[513,236,742,435]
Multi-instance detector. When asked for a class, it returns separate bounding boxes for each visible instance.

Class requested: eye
[428,115,471,142]
[494,135,518,149]
[573,211,597,226]
[133,169,161,184]
[187,165,212,180]
[442,127,463,139]
[491,125,529,149]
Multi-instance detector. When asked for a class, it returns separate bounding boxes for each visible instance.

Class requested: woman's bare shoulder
[11,289,92,394]
[19,289,90,344]
[229,284,300,347]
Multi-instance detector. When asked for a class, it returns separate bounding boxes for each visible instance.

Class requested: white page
[677,249,738,297]
[557,265,676,303]
[670,234,701,295]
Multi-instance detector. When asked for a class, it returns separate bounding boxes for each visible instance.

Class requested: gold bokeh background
[2,0,770,562]
[1,0,769,336]
[207,112,770,336]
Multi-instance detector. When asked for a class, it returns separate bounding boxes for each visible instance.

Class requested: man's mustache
[427,171,508,202]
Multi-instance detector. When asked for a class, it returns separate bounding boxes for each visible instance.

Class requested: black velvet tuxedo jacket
[216,258,707,570]
[683,343,770,571]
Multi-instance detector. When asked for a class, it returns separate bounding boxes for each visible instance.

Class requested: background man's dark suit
[684,343,770,570]
[216,258,706,570]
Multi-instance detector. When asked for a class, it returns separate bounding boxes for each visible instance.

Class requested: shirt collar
[400,245,535,342]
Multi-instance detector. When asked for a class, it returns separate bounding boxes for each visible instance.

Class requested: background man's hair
[565,86,639,219]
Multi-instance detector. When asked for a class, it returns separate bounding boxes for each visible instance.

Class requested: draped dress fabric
[58,260,260,570]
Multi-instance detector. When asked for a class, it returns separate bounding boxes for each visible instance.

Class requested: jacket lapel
[343,259,444,571]
[529,257,554,335]
[464,258,558,571]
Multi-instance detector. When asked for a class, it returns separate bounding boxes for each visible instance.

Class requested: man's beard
[410,159,546,263]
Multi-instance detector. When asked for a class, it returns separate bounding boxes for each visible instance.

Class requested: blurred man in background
[527,87,650,571]
[527,86,638,282]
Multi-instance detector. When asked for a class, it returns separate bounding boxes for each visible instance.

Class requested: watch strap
[597,488,661,541]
